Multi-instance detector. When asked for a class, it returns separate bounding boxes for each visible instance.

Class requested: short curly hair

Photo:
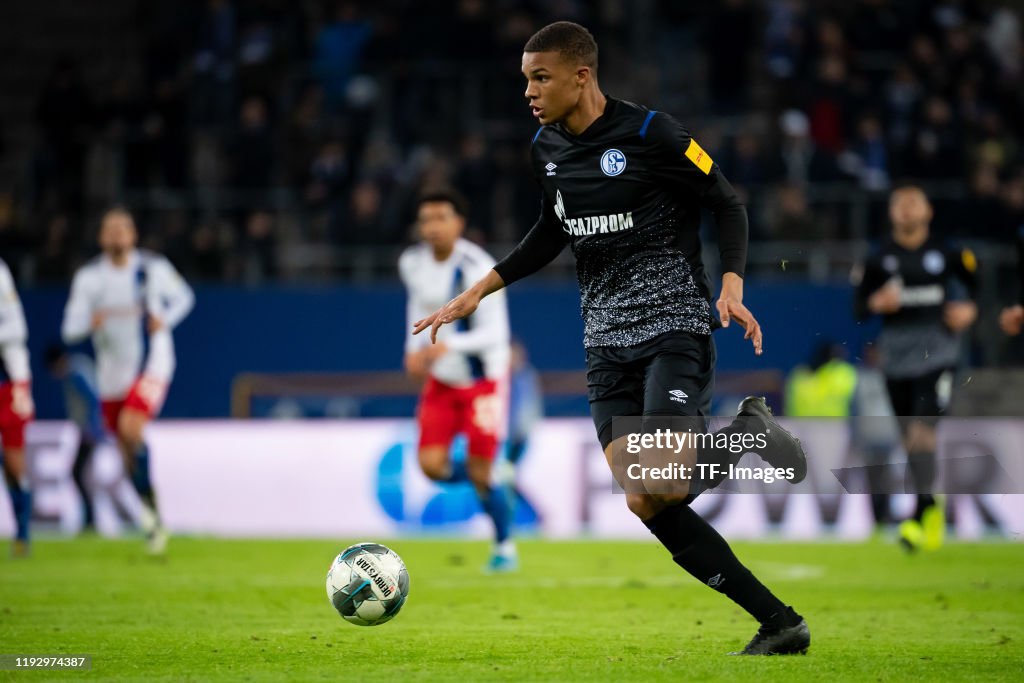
[524,21,598,71]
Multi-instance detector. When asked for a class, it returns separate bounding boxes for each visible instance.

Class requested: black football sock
[71,438,95,528]
[906,450,936,521]
[871,494,891,526]
[643,502,797,625]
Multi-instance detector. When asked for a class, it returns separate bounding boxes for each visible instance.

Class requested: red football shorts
[0,381,34,449]
[101,375,168,434]
[417,376,507,460]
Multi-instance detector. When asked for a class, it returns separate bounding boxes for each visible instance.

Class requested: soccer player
[61,207,195,554]
[400,189,515,572]
[413,22,810,654]
[0,258,35,556]
[46,345,106,531]
[854,185,978,552]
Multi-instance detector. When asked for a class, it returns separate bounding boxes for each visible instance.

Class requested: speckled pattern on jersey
[572,207,711,347]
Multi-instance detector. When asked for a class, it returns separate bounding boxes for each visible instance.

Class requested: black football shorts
[586,330,715,450]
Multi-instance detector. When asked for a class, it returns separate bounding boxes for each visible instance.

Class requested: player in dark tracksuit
[854,185,978,552]
[413,22,810,655]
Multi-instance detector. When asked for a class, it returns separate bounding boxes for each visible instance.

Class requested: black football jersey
[496,96,748,349]
[854,236,977,377]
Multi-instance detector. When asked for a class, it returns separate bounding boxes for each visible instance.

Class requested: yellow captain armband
[685,138,714,175]
[961,248,977,273]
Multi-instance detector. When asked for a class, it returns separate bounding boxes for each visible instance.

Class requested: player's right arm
[399,249,431,379]
[414,194,568,343]
[62,268,98,344]
[852,250,899,319]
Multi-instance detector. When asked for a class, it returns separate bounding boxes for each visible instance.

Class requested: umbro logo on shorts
[545,162,557,176]
[707,573,724,588]
[669,389,688,403]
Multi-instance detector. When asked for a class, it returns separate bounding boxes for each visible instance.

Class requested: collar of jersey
[554,95,619,140]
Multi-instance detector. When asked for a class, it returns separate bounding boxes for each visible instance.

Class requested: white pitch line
[418,563,824,589]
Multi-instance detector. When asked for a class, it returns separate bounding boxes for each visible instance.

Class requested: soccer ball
[326,542,410,626]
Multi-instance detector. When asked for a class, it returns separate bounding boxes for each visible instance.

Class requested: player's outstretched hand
[999,304,1024,336]
[413,289,482,344]
[943,300,978,333]
[717,273,763,356]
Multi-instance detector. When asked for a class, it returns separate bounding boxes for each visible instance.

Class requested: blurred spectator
[984,6,1022,79]
[148,79,190,190]
[907,96,963,179]
[973,111,1016,171]
[884,62,922,166]
[1002,174,1024,237]
[186,219,231,281]
[774,109,841,186]
[306,139,351,242]
[0,194,31,274]
[454,133,496,238]
[703,0,756,113]
[191,0,237,129]
[724,130,770,191]
[242,210,277,282]
[313,1,372,111]
[769,183,825,241]
[237,10,284,100]
[840,113,890,191]
[785,340,857,417]
[228,96,276,190]
[284,85,327,189]
[33,58,94,209]
[346,180,385,244]
[959,163,1006,240]
[807,54,851,155]
[33,214,74,283]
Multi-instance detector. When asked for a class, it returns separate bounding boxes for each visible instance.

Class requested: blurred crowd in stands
[0,0,1021,283]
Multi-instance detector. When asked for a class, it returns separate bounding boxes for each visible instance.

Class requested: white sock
[495,540,516,556]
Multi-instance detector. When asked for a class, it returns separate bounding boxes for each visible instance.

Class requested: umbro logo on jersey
[669,389,688,403]
[545,162,557,176]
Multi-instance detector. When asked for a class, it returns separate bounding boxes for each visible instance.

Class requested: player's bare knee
[1,448,25,479]
[417,447,449,481]
[118,412,146,449]
[625,493,664,520]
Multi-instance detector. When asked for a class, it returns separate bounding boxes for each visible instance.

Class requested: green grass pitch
[2,537,1022,681]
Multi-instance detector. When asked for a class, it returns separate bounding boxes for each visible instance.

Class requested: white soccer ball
[326,542,410,626]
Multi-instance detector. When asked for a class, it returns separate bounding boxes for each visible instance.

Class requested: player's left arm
[0,260,32,385]
[0,259,29,347]
[943,244,979,333]
[70,369,105,438]
[645,113,761,354]
[150,258,195,331]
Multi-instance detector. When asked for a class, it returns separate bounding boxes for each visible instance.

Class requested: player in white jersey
[399,189,516,571]
[61,207,194,554]
[0,258,35,556]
